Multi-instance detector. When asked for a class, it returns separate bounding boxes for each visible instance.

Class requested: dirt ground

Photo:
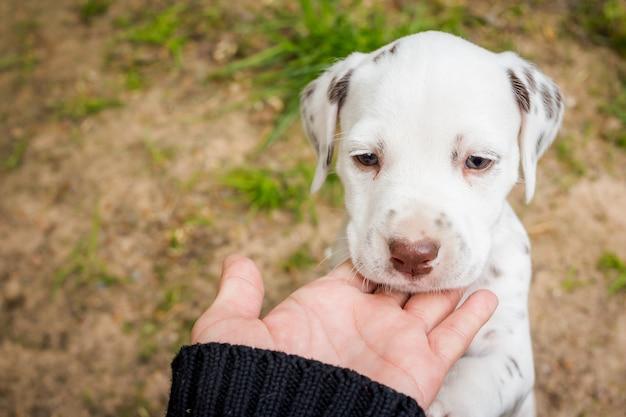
[0,1,625,417]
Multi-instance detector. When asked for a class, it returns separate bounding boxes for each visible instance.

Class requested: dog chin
[378,275,463,293]
[356,260,478,294]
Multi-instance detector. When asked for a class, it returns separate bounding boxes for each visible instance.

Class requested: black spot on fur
[506,363,514,378]
[541,84,554,119]
[452,134,462,162]
[328,69,353,112]
[536,132,545,155]
[490,265,502,278]
[325,146,334,166]
[310,131,318,150]
[373,50,387,63]
[483,329,497,340]
[554,86,563,109]
[390,43,398,54]
[524,67,537,93]
[327,75,337,99]
[523,243,530,254]
[508,356,523,378]
[303,83,315,99]
[507,69,530,113]
[435,213,452,229]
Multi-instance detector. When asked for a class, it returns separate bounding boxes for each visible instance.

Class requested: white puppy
[300,31,563,417]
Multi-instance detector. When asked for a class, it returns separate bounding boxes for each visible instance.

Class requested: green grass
[1,19,40,74]
[0,53,38,73]
[142,139,175,169]
[79,0,111,24]
[223,165,309,214]
[282,245,317,272]
[560,277,587,293]
[597,252,626,294]
[156,286,184,313]
[137,321,158,362]
[109,2,221,73]
[210,0,478,147]
[222,163,343,221]
[53,211,125,290]
[2,137,29,171]
[560,266,589,293]
[56,95,122,120]
[602,80,626,150]
[570,0,626,57]
[554,139,586,176]
[124,68,145,90]
[126,4,186,62]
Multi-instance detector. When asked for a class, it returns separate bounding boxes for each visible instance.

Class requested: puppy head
[301,31,564,292]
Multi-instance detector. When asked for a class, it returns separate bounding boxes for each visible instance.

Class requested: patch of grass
[570,0,626,57]
[554,140,586,176]
[282,245,317,272]
[222,164,314,218]
[560,267,589,293]
[126,4,186,62]
[125,67,145,90]
[1,19,40,74]
[79,0,111,24]
[56,95,122,120]
[2,137,29,171]
[156,286,183,313]
[53,211,125,290]
[137,322,158,362]
[210,0,479,146]
[142,139,175,169]
[183,213,213,228]
[168,227,186,252]
[164,211,213,255]
[0,53,37,73]
[602,80,626,150]
[222,163,344,220]
[597,252,626,294]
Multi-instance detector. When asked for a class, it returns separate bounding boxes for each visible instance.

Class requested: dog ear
[300,53,367,193]
[499,52,564,203]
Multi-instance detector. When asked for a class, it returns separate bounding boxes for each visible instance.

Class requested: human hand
[192,255,498,409]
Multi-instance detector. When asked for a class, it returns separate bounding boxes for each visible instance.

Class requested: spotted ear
[300,52,367,193]
[499,52,565,203]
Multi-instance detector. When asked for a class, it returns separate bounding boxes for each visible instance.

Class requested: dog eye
[465,155,493,170]
[353,153,379,167]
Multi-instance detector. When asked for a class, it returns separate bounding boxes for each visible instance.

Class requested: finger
[428,290,498,367]
[374,285,410,306]
[202,255,265,323]
[403,289,464,332]
[324,261,377,293]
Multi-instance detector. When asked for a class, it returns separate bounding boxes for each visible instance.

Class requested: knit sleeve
[166,343,425,417]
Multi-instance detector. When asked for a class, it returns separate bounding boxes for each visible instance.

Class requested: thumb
[192,255,265,339]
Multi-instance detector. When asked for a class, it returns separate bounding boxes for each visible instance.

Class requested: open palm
[192,255,497,409]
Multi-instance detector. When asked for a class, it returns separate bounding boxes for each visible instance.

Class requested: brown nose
[389,239,440,278]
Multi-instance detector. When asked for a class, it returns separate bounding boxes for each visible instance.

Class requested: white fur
[300,32,564,417]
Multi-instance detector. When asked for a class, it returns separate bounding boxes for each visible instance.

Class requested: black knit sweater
[166,343,425,417]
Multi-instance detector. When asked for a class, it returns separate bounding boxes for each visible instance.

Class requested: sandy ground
[0,1,625,416]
